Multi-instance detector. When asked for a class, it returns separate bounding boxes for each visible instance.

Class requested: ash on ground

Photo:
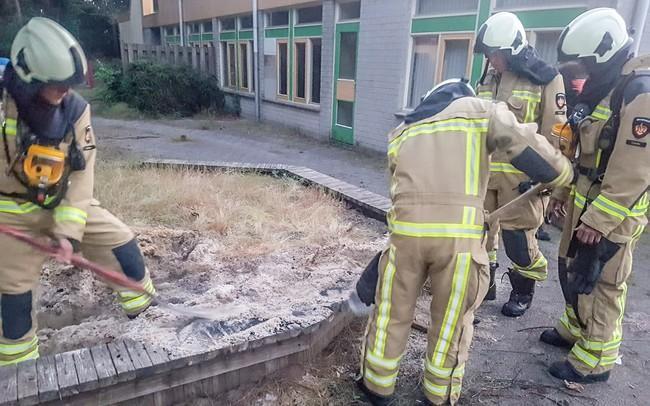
[37,218,385,358]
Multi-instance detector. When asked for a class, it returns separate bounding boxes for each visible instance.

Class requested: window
[221,18,236,31]
[296,6,322,24]
[416,0,478,16]
[311,39,322,104]
[337,101,354,127]
[165,26,176,36]
[203,21,213,33]
[239,42,251,91]
[278,41,289,97]
[268,11,290,27]
[531,31,561,64]
[407,34,473,108]
[338,1,361,20]
[289,38,322,104]
[441,39,471,81]
[408,36,438,108]
[227,43,237,88]
[240,14,253,30]
[339,32,358,80]
[294,41,308,101]
[153,0,159,13]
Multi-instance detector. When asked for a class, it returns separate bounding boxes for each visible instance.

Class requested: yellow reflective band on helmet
[0,200,40,214]
[489,162,524,174]
[591,104,612,121]
[432,253,471,367]
[373,245,397,358]
[364,367,398,388]
[3,118,17,136]
[462,206,477,225]
[389,220,484,239]
[388,118,489,157]
[54,206,88,225]
[0,336,38,356]
[423,378,450,397]
[365,351,401,371]
[465,132,481,196]
[591,195,631,221]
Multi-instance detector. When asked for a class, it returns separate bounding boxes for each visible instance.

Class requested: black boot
[501,271,535,317]
[484,263,498,301]
[549,360,610,383]
[356,377,393,406]
[540,328,573,348]
[536,226,551,241]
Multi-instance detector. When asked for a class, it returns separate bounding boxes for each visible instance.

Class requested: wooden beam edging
[141,159,391,223]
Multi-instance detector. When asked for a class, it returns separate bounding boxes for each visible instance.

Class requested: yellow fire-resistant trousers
[554,192,641,376]
[0,201,154,365]
[361,234,489,405]
[484,169,548,281]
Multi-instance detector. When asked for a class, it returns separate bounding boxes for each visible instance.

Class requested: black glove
[356,251,381,306]
[568,237,620,295]
[517,180,537,194]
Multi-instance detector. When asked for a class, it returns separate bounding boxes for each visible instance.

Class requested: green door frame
[331,22,360,145]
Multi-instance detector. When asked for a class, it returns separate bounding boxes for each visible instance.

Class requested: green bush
[96,61,225,117]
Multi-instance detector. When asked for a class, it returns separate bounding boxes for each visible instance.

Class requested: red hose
[0,224,147,293]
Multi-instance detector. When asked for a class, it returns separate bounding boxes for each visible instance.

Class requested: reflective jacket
[0,90,96,242]
[477,69,567,173]
[562,56,650,244]
[387,97,573,240]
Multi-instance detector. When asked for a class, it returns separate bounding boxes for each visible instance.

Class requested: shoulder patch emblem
[555,93,566,109]
[633,117,650,139]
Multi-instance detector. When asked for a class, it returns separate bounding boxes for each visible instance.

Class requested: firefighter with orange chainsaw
[0,18,156,366]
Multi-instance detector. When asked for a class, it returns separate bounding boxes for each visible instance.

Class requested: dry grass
[94,161,376,258]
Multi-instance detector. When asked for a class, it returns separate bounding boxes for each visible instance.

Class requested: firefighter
[474,12,567,315]
[0,17,156,366]
[540,8,650,384]
[357,79,573,405]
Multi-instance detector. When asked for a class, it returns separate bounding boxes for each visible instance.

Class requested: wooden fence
[121,43,218,76]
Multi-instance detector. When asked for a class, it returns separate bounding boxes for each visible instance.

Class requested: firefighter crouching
[356,79,573,405]
[541,8,650,384]
[474,12,567,315]
[0,17,156,366]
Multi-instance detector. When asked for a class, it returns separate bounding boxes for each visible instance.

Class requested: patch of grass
[94,161,377,258]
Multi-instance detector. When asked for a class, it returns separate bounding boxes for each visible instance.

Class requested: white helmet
[474,12,528,57]
[558,8,632,66]
[10,17,87,86]
[422,78,476,101]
